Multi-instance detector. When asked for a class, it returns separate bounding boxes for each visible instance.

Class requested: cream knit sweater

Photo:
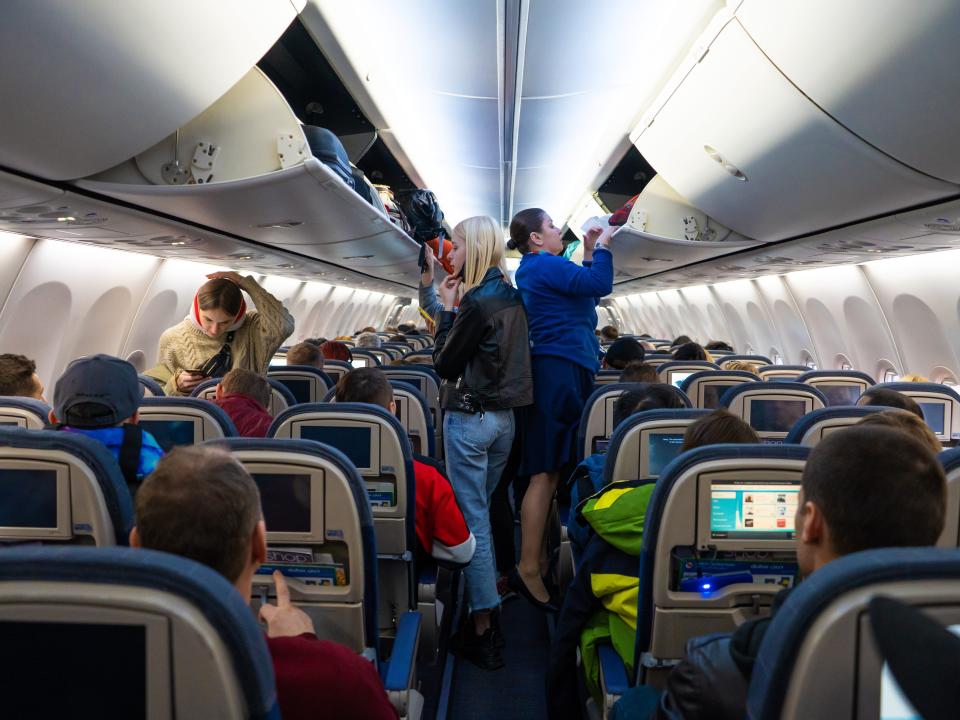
[152,276,295,396]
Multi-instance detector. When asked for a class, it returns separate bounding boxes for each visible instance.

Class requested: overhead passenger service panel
[0,0,303,180]
[737,0,960,183]
[631,19,957,243]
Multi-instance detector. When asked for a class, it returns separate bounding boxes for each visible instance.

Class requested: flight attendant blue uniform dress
[515,246,614,475]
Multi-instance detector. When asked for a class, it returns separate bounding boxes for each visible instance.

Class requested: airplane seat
[594,369,623,385]
[0,426,133,546]
[0,396,51,429]
[267,403,419,642]
[379,345,405,361]
[679,370,758,409]
[137,374,165,398]
[0,545,279,719]
[190,378,296,417]
[718,354,773,370]
[796,370,874,407]
[578,383,692,462]
[321,359,353,385]
[937,447,960,548]
[382,367,443,460]
[756,364,810,381]
[365,348,393,365]
[721,382,828,443]
[868,382,960,443]
[267,365,334,405]
[598,443,810,713]
[138,397,237,452]
[784,405,888,447]
[401,350,434,366]
[746,547,960,720]
[350,349,384,368]
[641,354,673,369]
[656,360,721,388]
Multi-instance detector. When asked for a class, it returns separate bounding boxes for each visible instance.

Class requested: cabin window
[836,354,853,370]
[770,349,783,365]
[800,351,817,370]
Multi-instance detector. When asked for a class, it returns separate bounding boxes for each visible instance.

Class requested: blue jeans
[444,409,515,613]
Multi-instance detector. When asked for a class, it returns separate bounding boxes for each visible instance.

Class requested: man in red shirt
[213,368,273,438]
[335,368,476,565]
[131,445,398,720]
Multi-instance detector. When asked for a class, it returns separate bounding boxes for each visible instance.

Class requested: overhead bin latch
[190,141,220,184]
[277,133,307,170]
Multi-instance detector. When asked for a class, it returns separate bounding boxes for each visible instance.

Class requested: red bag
[609,194,639,227]
[426,236,455,275]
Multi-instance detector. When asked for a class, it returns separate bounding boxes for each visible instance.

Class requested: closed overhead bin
[631,18,958,243]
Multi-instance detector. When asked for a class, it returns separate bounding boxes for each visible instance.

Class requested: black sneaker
[455,628,505,671]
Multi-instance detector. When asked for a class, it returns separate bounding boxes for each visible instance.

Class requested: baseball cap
[53,354,143,428]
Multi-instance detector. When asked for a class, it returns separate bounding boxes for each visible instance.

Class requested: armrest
[598,643,630,697]
[383,611,422,692]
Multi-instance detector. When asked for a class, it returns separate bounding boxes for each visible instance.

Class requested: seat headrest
[720,381,828,407]
[139,396,238,437]
[784,405,887,444]
[603,408,713,485]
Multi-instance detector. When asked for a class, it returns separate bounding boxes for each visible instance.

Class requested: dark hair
[397,323,416,334]
[304,337,327,347]
[858,410,942,455]
[388,334,409,343]
[65,403,121,428]
[335,368,393,409]
[320,341,352,363]
[672,342,708,361]
[802,426,945,555]
[197,278,243,316]
[613,384,686,428]
[705,340,733,352]
[619,362,658,384]
[604,338,646,370]
[600,325,620,341]
[0,353,39,397]
[286,342,323,368]
[507,208,548,254]
[671,335,693,347]
[220,368,271,408]
[135,446,261,583]
[858,387,924,419]
[682,409,759,451]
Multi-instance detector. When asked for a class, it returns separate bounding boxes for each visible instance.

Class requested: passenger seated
[723,359,761,374]
[285,341,324,369]
[602,338,646,370]
[671,342,708,361]
[303,337,327,347]
[213,368,272,438]
[48,354,163,494]
[670,335,692,348]
[619,361,658,384]
[704,340,733,353]
[319,340,352,362]
[398,323,419,335]
[857,409,942,454]
[600,325,620,342]
[612,385,685,424]
[131,446,398,720]
[858,386,925,419]
[619,425,946,720]
[335,368,476,566]
[388,334,409,344]
[899,373,930,382]
[680,408,759,451]
[356,332,382,349]
[0,353,46,401]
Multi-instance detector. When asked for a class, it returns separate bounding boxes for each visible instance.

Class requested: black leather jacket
[433,268,533,412]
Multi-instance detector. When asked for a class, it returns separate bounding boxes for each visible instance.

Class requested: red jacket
[214,393,272,438]
[267,633,397,719]
[413,459,475,565]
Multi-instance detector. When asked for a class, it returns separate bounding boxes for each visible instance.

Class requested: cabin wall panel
[753,275,813,363]
[0,234,37,311]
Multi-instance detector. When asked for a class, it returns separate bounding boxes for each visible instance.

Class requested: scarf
[187,290,247,337]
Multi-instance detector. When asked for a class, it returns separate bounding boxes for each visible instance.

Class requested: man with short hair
[613,426,947,720]
[356,332,382,349]
[285,342,324,369]
[48,354,164,493]
[0,353,46,401]
[131,446,398,720]
[213,368,273,438]
[335,368,475,566]
[619,361,658,384]
[858,386,925,419]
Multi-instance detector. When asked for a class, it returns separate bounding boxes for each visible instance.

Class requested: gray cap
[53,354,143,427]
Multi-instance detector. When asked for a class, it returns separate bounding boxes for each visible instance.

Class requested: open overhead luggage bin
[631,18,958,244]
[0,0,303,181]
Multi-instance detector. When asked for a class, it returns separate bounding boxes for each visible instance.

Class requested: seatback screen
[749,399,807,432]
[300,425,372,469]
[0,469,58,528]
[278,378,311,405]
[703,383,736,409]
[139,420,196,452]
[647,433,685,475]
[820,385,861,406]
[670,371,693,388]
[592,437,610,454]
[252,473,312,533]
[918,402,946,435]
[351,358,369,368]
[710,480,799,540]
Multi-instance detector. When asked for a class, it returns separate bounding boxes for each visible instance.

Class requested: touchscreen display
[300,425,373,468]
[0,469,58,529]
[918,402,946,435]
[139,419,196,452]
[670,372,694,388]
[278,379,311,405]
[710,480,799,540]
[749,399,807,432]
[592,437,610,454]
[703,384,737,409]
[252,473,311,533]
[820,385,861,406]
[647,433,685,475]
[350,358,368,369]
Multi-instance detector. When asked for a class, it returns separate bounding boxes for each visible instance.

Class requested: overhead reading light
[56,216,76,222]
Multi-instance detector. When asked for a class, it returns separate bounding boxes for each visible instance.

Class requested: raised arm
[234,274,295,347]
[539,247,614,298]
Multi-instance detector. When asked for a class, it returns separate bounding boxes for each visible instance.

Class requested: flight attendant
[508,209,614,608]
[151,271,295,396]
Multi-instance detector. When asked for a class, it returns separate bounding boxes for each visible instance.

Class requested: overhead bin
[737,0,960,184]
[0,0,303,181]
[631,19,958,243]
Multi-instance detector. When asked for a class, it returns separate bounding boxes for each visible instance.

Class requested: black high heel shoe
[508,567,560,613]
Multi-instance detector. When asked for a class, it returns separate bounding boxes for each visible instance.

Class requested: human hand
[583,226,603,254]
[259,571,316,638]
[438,275,462,310]
[206,270,246,284]
[421,247,436,285]
[176,371,207,392]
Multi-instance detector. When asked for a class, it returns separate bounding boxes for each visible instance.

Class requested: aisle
[444,597,551,719]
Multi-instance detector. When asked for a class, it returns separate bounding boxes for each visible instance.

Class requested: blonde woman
[433,215,533,670]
